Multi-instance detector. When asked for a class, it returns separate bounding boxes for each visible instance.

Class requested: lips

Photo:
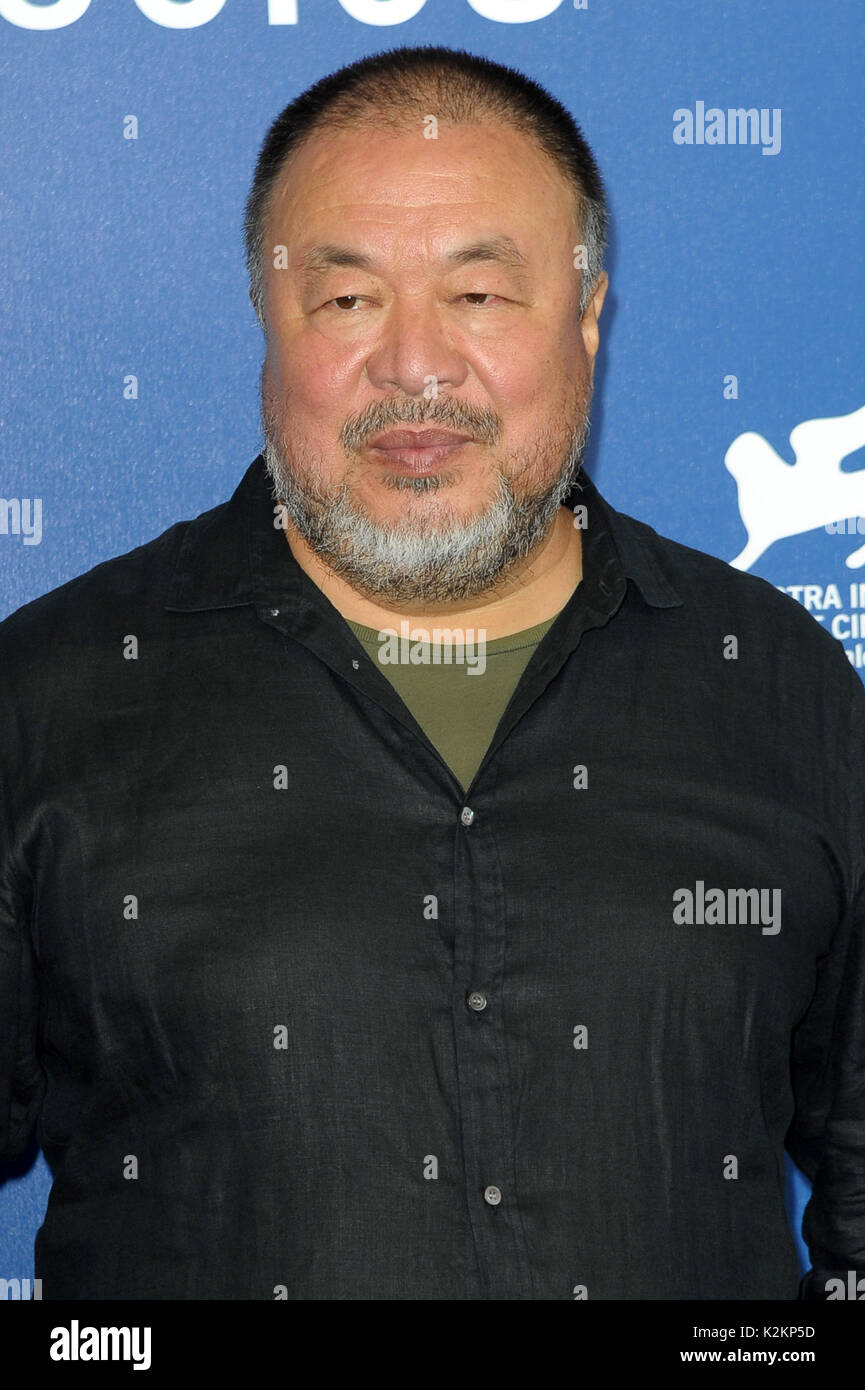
[367,429,473,449]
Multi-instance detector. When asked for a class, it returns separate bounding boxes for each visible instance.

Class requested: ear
[580,271,608,376]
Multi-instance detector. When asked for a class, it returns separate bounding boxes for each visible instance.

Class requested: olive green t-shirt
[344,614,558,792]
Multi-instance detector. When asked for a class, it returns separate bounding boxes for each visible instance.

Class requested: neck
[281,505,582,641]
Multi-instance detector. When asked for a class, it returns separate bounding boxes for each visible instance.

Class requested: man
[1,45,863,1301]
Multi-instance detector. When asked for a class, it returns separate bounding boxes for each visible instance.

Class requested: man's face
[259,117,607,605]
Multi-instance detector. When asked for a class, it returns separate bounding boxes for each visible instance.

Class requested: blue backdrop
[2,0,863,1290]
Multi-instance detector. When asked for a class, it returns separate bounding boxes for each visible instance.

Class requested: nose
[364,295,469,398]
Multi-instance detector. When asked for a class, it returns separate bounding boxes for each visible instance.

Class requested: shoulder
[0,515,194,673]
[608,506,865,740]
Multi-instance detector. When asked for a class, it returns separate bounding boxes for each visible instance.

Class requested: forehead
[265,119,577,249]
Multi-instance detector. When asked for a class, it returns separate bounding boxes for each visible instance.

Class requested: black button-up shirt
[1,453,863,1300]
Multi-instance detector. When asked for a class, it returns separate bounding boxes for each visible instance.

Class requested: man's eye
[322,292,502,311]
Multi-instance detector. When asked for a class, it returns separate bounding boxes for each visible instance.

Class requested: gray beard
[261,390,590,605]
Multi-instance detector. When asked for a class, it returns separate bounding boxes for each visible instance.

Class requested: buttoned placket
[162,456,682,1300]
[252,559,625,1300]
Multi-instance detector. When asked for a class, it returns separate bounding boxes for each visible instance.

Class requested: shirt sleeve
[0,646,44,1166]
[787,673,865,1300]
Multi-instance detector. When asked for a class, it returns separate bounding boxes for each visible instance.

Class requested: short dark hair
[244,44,609,327]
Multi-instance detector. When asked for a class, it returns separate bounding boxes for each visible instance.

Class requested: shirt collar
[164,452,683,617]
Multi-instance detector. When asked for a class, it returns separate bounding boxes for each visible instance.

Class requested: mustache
[340,396,501,453]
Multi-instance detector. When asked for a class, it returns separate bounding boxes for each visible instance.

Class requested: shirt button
[466,990,487,1012]
[484,1185,502,1206]
[460,807,475,826]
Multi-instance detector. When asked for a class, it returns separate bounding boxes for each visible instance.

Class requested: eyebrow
[297,236,532,288]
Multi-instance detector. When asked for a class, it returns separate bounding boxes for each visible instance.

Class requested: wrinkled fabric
[1,453,863,1300]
